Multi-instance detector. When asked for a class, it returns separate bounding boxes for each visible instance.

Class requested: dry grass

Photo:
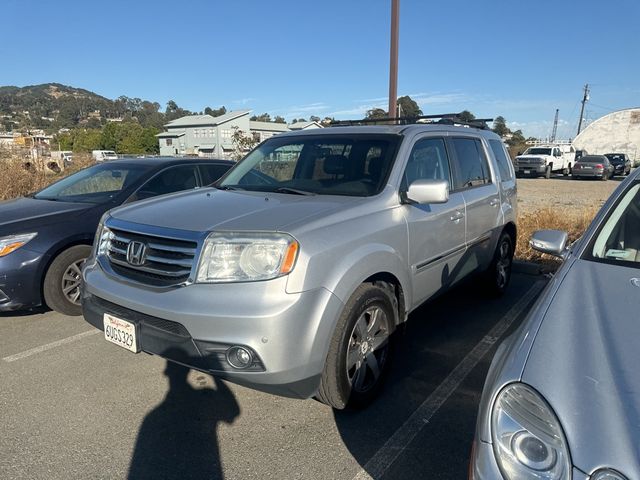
[515,206,600,264]
[0,151,93,201]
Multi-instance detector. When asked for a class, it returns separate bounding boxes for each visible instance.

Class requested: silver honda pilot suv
[82,123,517,409]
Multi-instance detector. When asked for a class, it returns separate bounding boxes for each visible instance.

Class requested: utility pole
[577,84,590,136]
[551,108,559,143]
[388,0,399,122]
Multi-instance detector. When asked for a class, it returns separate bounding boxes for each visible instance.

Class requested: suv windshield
[34,163,148,203]
[605,154,625,163]
[585,181,640,268]
[524,148,552,155]
[220,134,401,196]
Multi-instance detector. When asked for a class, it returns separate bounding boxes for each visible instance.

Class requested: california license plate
[524,169,531,174]
[103,313,139,353]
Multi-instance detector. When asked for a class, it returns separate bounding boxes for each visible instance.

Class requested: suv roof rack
[329,112,494,130]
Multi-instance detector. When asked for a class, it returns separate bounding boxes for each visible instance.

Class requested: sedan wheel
[43,245,92,316]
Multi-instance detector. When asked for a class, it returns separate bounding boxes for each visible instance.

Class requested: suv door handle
[489,198,500,208]
[450,211,464,222]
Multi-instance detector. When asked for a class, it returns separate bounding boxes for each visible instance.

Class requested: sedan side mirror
[530,230,568,258]
[406,179,449,204]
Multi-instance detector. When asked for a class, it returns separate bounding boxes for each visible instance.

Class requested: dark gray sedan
[471,168,640,479]
[572,154,615,180]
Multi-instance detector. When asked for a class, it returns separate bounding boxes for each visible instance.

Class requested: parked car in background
[470,169,640,479]
[0,157,232,315]
[605,153,632,177]
[92,150,119,162]
[514,145,572,178]
[82,121,517,409]
[572,154,615,180]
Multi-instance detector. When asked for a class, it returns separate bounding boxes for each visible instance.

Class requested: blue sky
[2,0,638,138]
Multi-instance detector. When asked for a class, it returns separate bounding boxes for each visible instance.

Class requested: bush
[515,206,599,264]
[0,151,93,201]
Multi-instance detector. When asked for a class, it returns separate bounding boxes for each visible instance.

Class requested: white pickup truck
[514,145,573,178]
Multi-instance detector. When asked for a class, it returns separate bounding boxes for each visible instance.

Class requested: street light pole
[388,0,399,122]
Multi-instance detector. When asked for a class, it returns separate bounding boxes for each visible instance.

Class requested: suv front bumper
[82,261,345,398]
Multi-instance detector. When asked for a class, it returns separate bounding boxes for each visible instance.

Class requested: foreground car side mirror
[406,179,449,204]
[530,229,568,258]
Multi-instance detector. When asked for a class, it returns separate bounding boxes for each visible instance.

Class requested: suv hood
[109,188,363,233]
[0,197,90,229]
[522,259,640,474]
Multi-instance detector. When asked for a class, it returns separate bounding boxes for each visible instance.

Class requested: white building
[156,111,291,157]
[573,108,640,163]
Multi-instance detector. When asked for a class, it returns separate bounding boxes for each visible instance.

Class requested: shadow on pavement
[332,273,539,479]
[128,360,240,480]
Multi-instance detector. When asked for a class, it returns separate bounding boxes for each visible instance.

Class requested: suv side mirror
[530,229,568,258]
[406,179,449,204]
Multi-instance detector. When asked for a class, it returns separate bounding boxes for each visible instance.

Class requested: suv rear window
[488,139,513,181]
[451,137,491,189]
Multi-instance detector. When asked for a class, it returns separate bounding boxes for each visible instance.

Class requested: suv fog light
[226,346,253,369]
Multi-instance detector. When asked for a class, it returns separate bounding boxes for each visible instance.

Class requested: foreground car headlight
[0,233,37,257]
[491,383,571,480]
[196,232,299,283]
[591,470,628,480]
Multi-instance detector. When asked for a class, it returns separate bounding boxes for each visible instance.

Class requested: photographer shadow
[128,360,240,480]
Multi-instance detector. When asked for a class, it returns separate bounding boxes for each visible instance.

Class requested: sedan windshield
[220,134,401,197]
[34,163,149,203]
[586,181,640,267]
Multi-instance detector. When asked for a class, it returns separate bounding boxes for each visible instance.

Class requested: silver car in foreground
[471,168,640,478]
[82,122,517,409]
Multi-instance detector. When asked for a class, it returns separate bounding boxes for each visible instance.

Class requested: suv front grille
[106,228,198,287]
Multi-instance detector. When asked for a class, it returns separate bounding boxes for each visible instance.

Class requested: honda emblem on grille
[126,241,147,266]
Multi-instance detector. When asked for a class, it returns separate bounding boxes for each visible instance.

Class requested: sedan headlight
[0,233,37,257]
[492,383,571,480]
[591,470,628,480]
[196,232,299,283]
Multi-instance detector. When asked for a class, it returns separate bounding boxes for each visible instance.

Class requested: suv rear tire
[316,283,395,409]
[43,245,92,316]
[483,232,514,297]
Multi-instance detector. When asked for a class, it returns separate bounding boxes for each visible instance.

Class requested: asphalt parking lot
[0,270,546,480]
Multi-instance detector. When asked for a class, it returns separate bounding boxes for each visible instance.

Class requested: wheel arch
[39,237,94,302]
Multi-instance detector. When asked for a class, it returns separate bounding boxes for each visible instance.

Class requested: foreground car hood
[109,188,363,233]
[0,197,89,229]
[523,259,640,474]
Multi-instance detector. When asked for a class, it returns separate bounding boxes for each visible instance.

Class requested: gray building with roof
[156,110,292,158]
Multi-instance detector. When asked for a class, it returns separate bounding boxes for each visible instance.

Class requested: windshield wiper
[215,185,245,191]
[273,187,316,196]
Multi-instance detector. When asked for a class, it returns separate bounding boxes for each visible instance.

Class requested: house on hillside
[156,110,291,157]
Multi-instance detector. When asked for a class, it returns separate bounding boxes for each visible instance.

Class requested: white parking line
[2,329,100,363]
[351,280,545,480]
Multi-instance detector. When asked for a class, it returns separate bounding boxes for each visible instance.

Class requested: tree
[365,108,387,119]
[397,96,422,118]
[230,126,257,161]
[250,113,272,122]
[273,116,286,124]
[309,115,321,122]
[204,106,226,117]
[321,116,335,126]
[492,116,510,137]
[291,118,307,123]
[458,110,476,122]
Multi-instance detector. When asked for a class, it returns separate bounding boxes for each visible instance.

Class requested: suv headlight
[491,383,571,480]
[196,232,299,283]
[0,233,37,257]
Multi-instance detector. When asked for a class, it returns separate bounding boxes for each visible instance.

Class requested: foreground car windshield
[34,163,148,203]
[220,134,401,196]
[587,181,640,267]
